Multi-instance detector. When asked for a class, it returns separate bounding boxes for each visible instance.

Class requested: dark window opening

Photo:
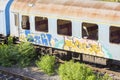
[110,26,120,44]
[21,15,30,30]
[82,22,98,40]
[57,19,72,36]
[35,16,48,32]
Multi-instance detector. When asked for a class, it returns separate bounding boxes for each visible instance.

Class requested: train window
[57,19,72,36]
[21,15,30,30]
[14,14,18,26]
[35,16,48,32]
[82,22,98,40]
[110,26,120,44]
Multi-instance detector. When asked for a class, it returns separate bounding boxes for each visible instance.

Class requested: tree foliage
[102,0,120,2]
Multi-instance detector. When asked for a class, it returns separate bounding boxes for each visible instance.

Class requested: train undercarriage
[33,45,120,69]
[34,45,109,65]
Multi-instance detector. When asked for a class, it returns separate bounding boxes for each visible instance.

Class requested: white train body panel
[0,11,5,35]
[0,0,8,36]
[10,12,19,37]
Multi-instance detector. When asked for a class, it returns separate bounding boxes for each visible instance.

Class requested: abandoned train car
[1,0,120,65]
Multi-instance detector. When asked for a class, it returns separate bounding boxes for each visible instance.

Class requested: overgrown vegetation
[0,44,19,67]
[17,42,35,67]
[102,73,113,80]
[0,37,36,67]
[58,61,95,80]
[58,61,112,80]
[36,55,56,75]
[102,0,120,2]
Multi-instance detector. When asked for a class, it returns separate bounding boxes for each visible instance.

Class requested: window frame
[21,15,30,30]
[35,16,48,33]
[82,22,98,40]
[109,26,120,44]
[57,19,72,36]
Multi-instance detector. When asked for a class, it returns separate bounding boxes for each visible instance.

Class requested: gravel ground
[0,66,60,80]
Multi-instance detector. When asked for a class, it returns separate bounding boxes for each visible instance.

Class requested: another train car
[0,0,13,42]
[10,0,120,65]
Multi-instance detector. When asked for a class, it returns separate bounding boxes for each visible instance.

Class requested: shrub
[58,60,95,80]
[0,44,19,67]
[0,40,36,67]
[17,42,36,67]
[102,73,112,80]
[36,55,56,75]
[86,75,96,80]
[58,60,113,80]
[7,36,13,45]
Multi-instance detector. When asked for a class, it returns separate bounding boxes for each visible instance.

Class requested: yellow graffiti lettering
[64,37,104,57]
[91,44,101,54]
[64,39,73,47]
[20,34,27,42]
[64,39,80,52]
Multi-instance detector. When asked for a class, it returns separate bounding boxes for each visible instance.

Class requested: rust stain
[11,0,120,25]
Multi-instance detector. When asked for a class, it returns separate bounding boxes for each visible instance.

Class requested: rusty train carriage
[9,0,120,65]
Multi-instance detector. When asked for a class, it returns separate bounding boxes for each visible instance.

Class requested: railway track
[0,69,33,80]
[84,63,120,80]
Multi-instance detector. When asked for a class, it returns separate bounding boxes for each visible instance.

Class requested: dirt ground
[0,66,60,80]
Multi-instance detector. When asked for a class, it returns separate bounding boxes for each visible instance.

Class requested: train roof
[11,0,120,26]
[0,0,8,11]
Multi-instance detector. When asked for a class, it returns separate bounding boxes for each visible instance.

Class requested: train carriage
[10,0,120,65]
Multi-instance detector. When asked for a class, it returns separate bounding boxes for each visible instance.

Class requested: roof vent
[28,3,34,7]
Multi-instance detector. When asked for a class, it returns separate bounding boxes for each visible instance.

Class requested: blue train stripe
[5,0,13,36]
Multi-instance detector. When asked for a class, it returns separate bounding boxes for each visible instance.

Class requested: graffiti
[19,30,30,42]
[19,34,27,42]
[34,34,52,46]
[20,31,56,46]
[19,30,111,58]
[64,37,104,57]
